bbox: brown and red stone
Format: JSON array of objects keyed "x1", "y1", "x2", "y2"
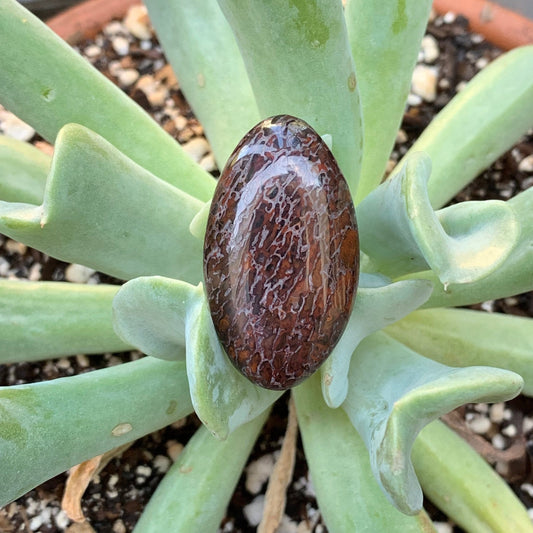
[{"x1": 203, "y1": 115, "x2": 359, "y2": 390}]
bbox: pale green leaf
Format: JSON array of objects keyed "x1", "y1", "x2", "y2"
[
  {"x1": 0, "y1": 0, "x2": 215, "y2": 200},
  {"x1": 397, "y1": 45, "x2": 533, "y2": 208},
  {"x1": 407, "y1": 186, "x2": 533, "y2": 307},
  {"x1": 320, "y1": 276, "x2": 433, "y2": 408},
  {"x1": 0, "y1": 135, "x2": 49, "y2": 204},
  {"x1": 0, "y1": 124, "x2": 204, "y2": 283},
  {"x1": 0, "y1": 357, "x2": 193, "y2": 506},
  {"x1": 217, "y1": 0, "x2": 363, "y2": 195},
  {"x1": 134, "y1": 409, "x2": 268, "y2": 532},
  {"x1": 342, "y1": 332, "x2": 523, "y2": 514},
  {"x1": 0, "y1": 280, "x2": 130, "y2": 363},
  {"x1": 294, "y1": 373, "x2": 436, "y2": 533},
  {"x1": 144, "y1": 0, "x2": 259, "y2": 168},
  {"x1": 358, "y1": 152, "x2": 519, "y2": 285},
  {"x1": 345, "y1": 0, "x2": 432, "y2": 203},
  {"x1": 413, "y1": 421, "x2": 533, "y2": 533},
  {"x1": 186, "y1": 289, "x2": 282, "y2": 439},
  {"x1": 112, "y1": 276, "x2": 197, "y2": 361},
  {"x1": 385, "y1": 307, "x2": 533, "y2": 396}
]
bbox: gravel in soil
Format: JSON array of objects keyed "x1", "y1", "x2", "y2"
[{"x1": 0, "y1": 6, "x2": 532, "y2": 532}]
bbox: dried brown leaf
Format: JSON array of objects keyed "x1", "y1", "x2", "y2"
[{"x1": 258, "y1": 395, "x2": 298, "y2": 533}]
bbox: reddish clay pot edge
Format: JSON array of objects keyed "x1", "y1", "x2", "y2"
[
  {"x1": 46, "y1": 0, "x2": 141, "y2": 44},
  {"x1": 434, "y1": 0, "x2": 533, "y2": 50}
]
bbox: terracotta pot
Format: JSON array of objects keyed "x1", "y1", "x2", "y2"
[
  {"x1": 433, "y1": 0, "x2": 533, "y2": 50},
  {"x1": 46, "y1": 0, "x2": 141, "y2": 44}
]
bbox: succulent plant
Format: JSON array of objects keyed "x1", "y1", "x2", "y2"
[{"x1": 1, "y1": 0, "x2": 533, "y2": 531}]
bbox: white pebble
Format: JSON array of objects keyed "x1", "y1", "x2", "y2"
[
  {"x1": 117, "y1": 68, "x2": 139, "y2": 87},
  {"x1": 434, "y1": 522, "x2": 453, "y2": 533},
  {"x1": 407, "y1": 93, "x2": 422, "y2": 107},
  {"x1": 5, "y1": 239, "x2": 26, "y2": 255},
  {"x1": 56, "y1": 358, "x2": 71, "y2": 370},
  {"x1": 124, "y1": 5, "x2": 152, "y2": 40},
  {"x1": 411, "y1": 65, "x2": 438, "y2": 102},
  {"x1": 395, "y1": 129, "x2": 408, "y2": 144},
  {"x1": 153, "y1": 454, "x2": 171, "y2": 474},
  {"x1": 443, "y1": 11, "x2": 456, "y2": 24},
  {"x1": 1, "y1": 112, "x2": 35, "y2": 141},
  {"x1": 467, "y1": 414, "x2": 491, "y2": 434},
  {"x1": 112, "y1": 36, "x2": 130, "y2": 56},
  {"x1": 136, "y1": 465, "x2": 152, "y2": 477},
  {"x1": 243, "y1": 495, "x2": 265, "y2": 526},
  {"x1": 182, "y1": 137, "x2": 210, "y2": 163},
  {"x1": 84, "y1": 44, "x2": 102, "y2": 58},
  {"x1": 489, "y1": 403, "x2": 505, "y2": 423},
  {"x1": 421, "y1": 35, "x2": 439, "y2": 63},
  {"x1": 492, "y1": 433, "x2": 506, "y2": 450},
  {"x1": 518, "y1": 154, "x2": 533, "y2": 173},
  {"x1": 108, "y1": 60, "x2": 123, "y2": 77},
  {"x1": 200, "y1": 153, "x2": 217, "y2": 172},
  {"x1": 480, "y1": 300, "x2": 495, "y2": 312},
  {"x1": 523, "y1": 416, "x2": 533, "y2": 434},
  {"x1": 476, "y1": 57, "x2": 489, "y2": 70},
  {"x1": 521, "y1": 483, "x2": 533, "y2": 498},
  {"x1": 245, "y1": 454, "x2": 275, "y2": 494},
  {"x1": 105, "y1": 21, "x2": 127, "y2": 35},
  {"x1": 113, "y1": 519, "x2": 127, "y2": 533},
  {"x1": 456, "y1": 81, "x2": 468, "y2": 92},
  {"x1": 28, "y1": 263, "x2": 41, "y2": 281},
  {"x1": 65, "y1": 263, "x2": 96, "y2": 283},
  {"x1": 528, "y1": 508, "x2": 533, "y2": 521},
  {"x1": 277, "y1": 515, "x2": 299, "y2": 533},
  {"x1": 54, "y1": 510, "x2": 70, "y2": 529},
  {"x1": 502, "y1": 424, "x2": 517, "y2": 438},
  {"x1": 167, "y1": 441, "x2": 184, "y2": 461}
]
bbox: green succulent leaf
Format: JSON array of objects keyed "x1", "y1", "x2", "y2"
[
  {"x1": 0, "y1": 135, "x2": 50, "y2": 204},
  {"x1": 217, "y1": 0, "x2": 363, "y2": 195},
  {"x1": 112, "y1": 276, "x2": 197, "y2": 361},
  {"x1": 294, "y1": 373, "x2": 436, "y2": 533},
  {"x1": 409, "y1": 186, "x2": 533, "y2": 307},
  {"x1": 144, "y1": 0, "x2": 259, "y2": 168},
  {"x1": 0, "y1": 357, "x2": 193, "y2": 507},
  {"x1": 358, "y1": 152, "x2": 519, "y2": 286},
  {"x1": 0, "y1": 124, "x2": 204, "y2": 283},
  {"x1": 320, "y1": 275, "x2": 433, "y2": 408},
  {"x1": 189, "y1": 200, "x2": 211, "y2": 241},
  {"x1": 0, "y1": 0, "x2": 215, "y2": 200},
  {"x1": 341, "y1": 331, "x2": 523, "y2": 514},
  {"x1": 385, "y1": 307, "x2": 533, "y2": 396},
  {"x1": 397, "y1": 45, "x2": 533, "y2": 209},
  {"x1": 186, "y1": 287, "x2": 282, "y2": 440},
  {"x1": 345, "y1": 0, "x2": 433, "y2": 203},
  {"x1": 0, "y1": 280, "x2": 131, "y2": 363},
  {"x1": 413, "y1": 421, "x2": 533, "y2": 533},
  {"x1": 134, "y1": 409, "x2": 268, "y2": 532}
]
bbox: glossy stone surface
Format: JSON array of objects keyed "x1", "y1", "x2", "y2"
[{"x1": 204, "y1": 115, "x2": 359, "y2": 390}]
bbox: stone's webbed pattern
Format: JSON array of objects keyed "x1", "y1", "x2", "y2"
[{"x1": 204, "y1": 115, "x2": 359, "y2": 390}]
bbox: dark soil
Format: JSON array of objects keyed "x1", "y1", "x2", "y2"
[{"x1": 0, "y1": 7, "x2": 532, "y2": 533}]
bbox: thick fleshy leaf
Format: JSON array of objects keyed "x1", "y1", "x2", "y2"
[
  {"x1": 112, "y1": 276, "x2": 197, "y2": 361},
  {"x1": 342, "y1": 331, "x2": 523, "y2": 514},
  {"x1": 345, "y1": 0, "x2": 432, "y2": 203},
  {"x1": 134, "y1": 409, "x2": 268, "y2": 532},
  {"x1": 0, "y1": 357, "x2": 193, "y2": 506},
  {"x1": 217, "y1": 0, "x2": 363, "y2": 195},
  {"x1": 358, "y1": 152, "x2": 519, "y2": 286},
  {"x1": 294, "y1": 374, "x2": 436, "y2": 533},
  {"x1": 413, "y1": 421, "x2": 533, "y2": 533},
  {"x1": 397, "y1": 45, "x2": 533, "y2": 209},
  {"x1": 320, "y1": 275, "x2": 433, "y2": 408},
  {"x1": 0, "y1": 0, "x2": 215, "y2": 201},
  {"x1": 144, "y1": 0, "x2": 259, "y2": 168},
  {"x1": 0, "y1": 124, "x2": 204, "y2": 283},
  {"x1": 0, "y1": 280, "x2": 131, "y2": 363},
  {"x1": 185, "y1": 288, "x2": 282, "y2": 439},
  {"x1": 0, "y1": 135, "x2": 50, "y2": 204},
  {"x1": 386, "y1": 308, "x2": 533, "y2": 396},
  {"x1": 189, "y1": 200, "x2": 211, "y2": 241},
  {"x1": 408, "y1": 186, "x2": 533, "y2": 307}
]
